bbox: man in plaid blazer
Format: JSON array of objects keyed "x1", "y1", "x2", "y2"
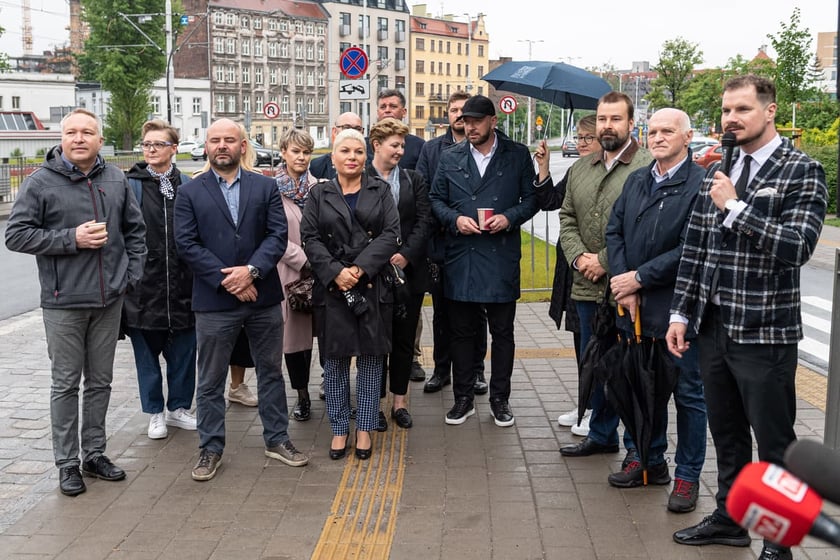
[{"x1": 666, "y1": 75, "x2": 827, "y2": 560}]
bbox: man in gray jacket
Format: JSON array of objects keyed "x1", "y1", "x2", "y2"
[{"x1": 5, "y1": 108, "x2": 147, "y2": 496}]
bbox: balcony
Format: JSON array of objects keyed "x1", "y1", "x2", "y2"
[
  {"x1": 428, "y1": 94, "x2": 446, "y2": 104},
  {"x1": 378, "y1": 29, "x2": 388, "y2": 41},
  {"x1": 339, "y1": 24, "x2": 350, "y2": 37},
  {"x1": 395, "y1": 30, "x2": 405, "y2": 43},
  {"x1": 395, "y1": 59, "x2": 405, "y2": 71}
]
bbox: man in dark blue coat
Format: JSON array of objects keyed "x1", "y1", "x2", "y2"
[
  {"x1": 429, "y1": 95, "x2": 538, "y2": 427},
  {"x1": 174, "y1": 118, "x2": 308, "y2": 482},
  {"x1": 605, "y1": 108, "x2": 707, "y2": 513}
]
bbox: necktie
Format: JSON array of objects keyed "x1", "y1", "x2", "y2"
[{"x1": 735, "y1": 155, "x2": 752, "y2": 199}]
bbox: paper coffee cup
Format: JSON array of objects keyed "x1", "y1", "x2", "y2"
[{"x1": 477, "y1": 208, "x2": 494, "y2": 231}]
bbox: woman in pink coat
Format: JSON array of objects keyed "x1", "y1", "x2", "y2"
[{"x1": 276, "y1": 129, "x2": 319, "y2": 421}]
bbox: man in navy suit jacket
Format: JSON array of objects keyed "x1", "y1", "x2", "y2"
[{"x1": 174, "y1": 118, "x2": 308, "y2": 482}]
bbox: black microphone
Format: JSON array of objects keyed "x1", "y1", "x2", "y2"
[
  {"x1": 785, "y1": 439, "x2": 840, "y2": 506},
  {"x1": 719, "y1": 131, "x2": 737, "y2": 176}
]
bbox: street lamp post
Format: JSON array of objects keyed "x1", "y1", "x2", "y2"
[
  {"x1": 463, "y1": 13, "x2": 472, "y2": 92},
  {"x1": 518, "y1": 39, "x2": 543, "y2": 145}
]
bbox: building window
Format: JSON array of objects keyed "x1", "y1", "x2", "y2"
[
  {"x1": 457, "y1": 43, "x2": 462, "y2": 55},
  {"x1": 242, "y1": 40, "x2": 250, "y2": 56},
  {"x1": 358, "y1": 15, "x2": 369, "y2": 38},
  {"x1": 174, "y1": 97, "x2": 182, "y2": 114},
  {"x1": 415, "y1": 60, "x2": 424, "y2": 73},
  {"x1": 213, "y1": 12, "x2": 223, "y2": 25},
  {"x1": 227, "y1": 95, "x2": 236, "y2": 113},
  {"x1": 307, "y1": 71, "x2": 314, "y2": 86},
  {"x1": 446, "y1": 41, "x2": 451, "y2": 54},
  {"x1": 151, "y1": 96, "x2": 161, "y2": 114},
  {"x1": 243, "y1": 97, "x2": 251, "y2": 114},
  {"x1": 457, "y1": 64, "x2": 461, "y2": 77},
  {"x1": 318, "y1": 72, "x2": 325, "y2": 87},
  {"x1": 378, "y1": 75, "x2": 388, "y2": 91},
  {"x1": 226, "y1": 38, "x2": 235, "y2": 54},
  {"x1": 192, "y1": 97, "x2": 202, "y2": 114},
  {"x1": 478, "y1": 65, "x2": 484, "y2": 77},
  {"x1": 268, "y1": 18, "x2": 277, "y2": 31},
  {"x1": 256, "y1": 94, "x2": 264, "y2": 109},
  {"x1": 225, "y1": 13, "x2": 235, "y2": 26},
  {"x1": 415, "y1": 82, "x2": 424, "y2": 97},
  {"x1": 317, "y1": 24, "x2": 325, "y2": 35},
  {"x1": 295, "y1": 42, "x2": 304, "y2": 59},
  {"x1": 430, "y1": 41, "x2": 435, "y2": 53},
  {"x1": 213, "y1": 37, "x2": 224, "y2": 54},
  {"x1": 317, "y1": 44, "x2": 325, "y2": 61},
  {"x1": 242, "y1": 66, "x2": 250, "y2": 83},
  {"x1": 280, "y1": 41, "x2": 289, "y2": 58},
  {"x1": 340, "y1": 42, "x2": 351, "y2": 53},
  {"x1": 446, "y1": 63, "x2": 451, "y2": 75},
  {"x1": 415, "y1": 37, "x2": 424, "y2": 50},
  {"x1": 415, "y1": 105, "x2": 424, "y2": 119},
  {"x1": 281, "y1": 68, "x2": 289, "y2": 85},
  {"x1": 214, "y1": 65, "x2": 224, "y2": 82},
  {"x1": 306, "y1": 43, "x2": 314, "y2": 60},
  {"x1": 307, "y1": 97, "x2": 314, "y2": 114},
  {"x1": 254, "y1": 41, "x2": 263, "y2": 57},
  {"x1": 269, "y1": 68, "x2": 277, "y2": 85},
  {"x1": 295, "y1": 20, "x2": 303, "y2": 34},
  {"x1": 306, "y1": 22, "x2": 314, "y2": 34},
  {"x1": 215, "y1": 95, "x2": 225, "y2": 113},
  {"x1": 295, "y1": 70, "x2": 304, "y2": 86},
  {"x1": 478, "y1": 45, "x2": 484, "y2": 57},
  {"x1": 255, "y1": 67, "x2": 263, "y2": 84},
  {"x1": 269, "y1": 42, "x2": 278, "y2": 57},
  {"x1": 318, "y1": 97, "x2": 325, "y2": 113},
  {"x1": 227, "y1": 66, "x2": 236, "y2": 82},
  {"x1": 253, "y1": 17, "x2": 262, "y2": 29},
  {"x1": 241, "y1": 16, "x2": 249, "y2": 29},
  {"x1": 280, "y1": 20, "x2": 288, "y2": 32},
  {"x1": 282, "y1": 96, "x2": 289, "y2": 112},
  {"x1": 378, "y1": 46, "x2": 388, "y2": 64}
]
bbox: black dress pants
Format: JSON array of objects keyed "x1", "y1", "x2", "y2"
[
  {"x1": 698, "y1": 305, "x2": 797, "y2": 521},
  {"x1": 447, "y1": 299, "x2": 516, "y2": 401}
]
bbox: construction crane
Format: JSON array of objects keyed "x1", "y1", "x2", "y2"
[{"x1": 22, "y1": 0, "x2": 33, "y2": 55}]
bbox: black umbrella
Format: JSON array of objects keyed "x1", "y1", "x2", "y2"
[
  {"x1": 605, "y1": 307, "x2": 677, "y2": 485},
  {"x1": 576, "y1": 290, "x2": 620, "y2": 426}
]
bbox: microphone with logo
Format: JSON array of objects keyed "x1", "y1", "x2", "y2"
[
  {"x1": 784, "y1": 438, "x2": 840, "y2": 506},
  {"x1": 726, "y1": 461, "x2": 840, "y2": 548},
  {"x1": 719, "y1": 131, "x2": 737, "y2": 176}
]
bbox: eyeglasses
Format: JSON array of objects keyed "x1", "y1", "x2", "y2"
[
  {"x1": 575, "y1": 135, "x2": 596, "y2": 145},
  {"x1": 335, "y1": 124, "x2": 364, "y2": 132},
  {"x1": 141, "y1": 141, "x2": 174, "y2": 150}
]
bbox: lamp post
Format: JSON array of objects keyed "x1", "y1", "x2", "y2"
[
  {"x1": 518, "y1": 39, "x2": 543, "y2": 145},
  {"x1": 463, "y1": 13, "x2": 472, "y2": 92}
]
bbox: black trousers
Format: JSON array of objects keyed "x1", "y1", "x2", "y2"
[
  {"x1": 698, "y1": 305, "x2": 797, "y2": 521},
  {"x1": 284, "y1": 349, "x2": 312, "y2": 391},
  {"x1": 382, "y1": 292, "x2": 425, "y2": 398},
  {"x1": 430, "y1": 277, "x2": 486, "y2": 379},
  {"x1": 448, "y1": 299, "x2": 516, "y2": 401}
]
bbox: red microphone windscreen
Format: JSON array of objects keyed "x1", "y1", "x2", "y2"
[{"x1": 726, "y1": 462, "x2": 823, "y2": 547}]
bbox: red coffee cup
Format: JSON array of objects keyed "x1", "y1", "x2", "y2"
[{"x1": 477, "y1": 208, "x2": 493, "y2": 231}]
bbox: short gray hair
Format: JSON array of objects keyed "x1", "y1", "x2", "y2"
[{"x1": 61, "y1": 108, "x2": 102, "y2": 136}]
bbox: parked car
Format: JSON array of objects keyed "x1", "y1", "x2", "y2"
[
  {"x1": 689, "y1": 136, "x2": 718, "y2": 155},
  {"x1": 190, "y1": 143, "x2": 206, "y2": 161},
  {"x1": 692, "y1": 144, "x2": 713, "y2": 162},
  {"x1": 251, "y1": 140, "x2": 281, "y2": 167},
  {"x1": 694, "y1": 143, "x2": 723, "y2": 169},
  {"x1": 177, "y1": 140, "x2": 199, "y2": 154},
  {"x1": 562, "y1": 139, "x2": 579, "y2": 157}
]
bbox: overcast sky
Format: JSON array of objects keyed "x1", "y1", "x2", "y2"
[{"x1": 0, "y1": 1, "x2": 835, "y2": 71}]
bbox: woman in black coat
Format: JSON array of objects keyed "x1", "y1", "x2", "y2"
[
  {"x1": 300, "y1": 129, "x2": 401, "y2": 460},
  {"x1": 368, "y1": 118, "x2": 433, "y2": 430}
]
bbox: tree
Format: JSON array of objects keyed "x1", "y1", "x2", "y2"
[
  {"x1": 78, "y1": 0, "x2": 170, "y2": 149},
  {"x1": 767, "y1": 7, "x2": 819, "y2": 124},
  {"x1": 647, "y1": 38, "x2": 704, "y2": 111},
  {"x1": 0, "y1": 24, "x2": 9, "y2": 72}
]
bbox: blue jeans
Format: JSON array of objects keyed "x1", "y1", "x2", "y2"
[
  {"x1": 621, "y1": 337, "x2": 707, "y2": 480},
  {"x1": 576, "y1": 301, "x2": 631, "y2": 449},
  {"x1": 194, "y1": 305, "x2": 289, "y2": 455},
  {"x1": 127, "y1": 327, "x2": 196, "y2": 414}
]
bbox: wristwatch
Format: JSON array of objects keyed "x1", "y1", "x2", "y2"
[
  {"x1": 724, "y1": 198, "x2": 740, "y2": 212},
  {"x1": 634, "y1": 271, "x2": 642, "y2": 285},
  {"x1": 247, "y1": 264, "x2": 261, "y2": 279}
]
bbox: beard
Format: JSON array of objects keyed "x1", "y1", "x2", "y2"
[
  {"x1": 598, "y1": 128, "x2": 630, "y2": 152},
  {"x1": 210, "y1": 150, "x2": 241, "y2": 171},
  {"x1": 468, "y1": 129, "x2": 491, "y2": 147},
  {"x1": 729, "y1": 125, "x2": 764, "y2": 147}
]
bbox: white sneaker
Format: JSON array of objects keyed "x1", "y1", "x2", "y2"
[
  {"x1": 228, "y1": 383, "x2": 258, "y2": 407},
  {"x1": 165, "y1": 408, "x2": 197, "y2": 431},
  {"x1": 148, "y1": 412, "x2": 168, "y2": 439},
  {"x1": 570, "y1": 414, "x2": 590, "y2": 437},
  {"x1": 557, "y1": 407, "x2": 579, "y2": 427}
]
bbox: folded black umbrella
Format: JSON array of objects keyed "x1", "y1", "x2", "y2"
[{"x1": 576, "y1": 288, "x2": 619, "y2": 426}]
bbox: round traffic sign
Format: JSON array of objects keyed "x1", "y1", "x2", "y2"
[
  {"x1": 263, "y1": 102, "x2": 280, "y2": 119},
  {"x1": 340, "y1": 47, "x2": 369, "y2": 79},
  {"x1": 499, "y1": 95, "x2": 517, "y2": 114}
]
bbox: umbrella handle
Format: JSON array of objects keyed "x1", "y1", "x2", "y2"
[
  {"x1": 634, "y1": 307, "x2": 642, "y2": 340},
  {"x1": 617, "y1": 304, "x2": 624, "y2": 317}
]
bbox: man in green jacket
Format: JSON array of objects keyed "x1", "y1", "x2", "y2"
[{"x1": 558, "y1": 91, "x2": 652, "y2": 456}]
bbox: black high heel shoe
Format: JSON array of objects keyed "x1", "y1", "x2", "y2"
[
  {"x1": 354, "y1": 430, "x2": 372, "y2": 460},
  {"x1": 330, "y1": 435, "x2": 349, "y2": 460}
]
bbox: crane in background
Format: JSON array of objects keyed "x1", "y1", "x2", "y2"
[{"x1": 21, "y1": 0, "x2": 33, "y2": 55}]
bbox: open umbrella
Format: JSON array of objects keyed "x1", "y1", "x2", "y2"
[
  {"x1": 604, "y1": 307, "x2": 677, "y2": 485},
  {"x1": 481, "y1": 60, "x2": 612, "y2": 110}
]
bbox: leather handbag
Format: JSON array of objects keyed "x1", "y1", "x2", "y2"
[{"x1": 285, "y1": 275, "x2": 314, "y2": 314}]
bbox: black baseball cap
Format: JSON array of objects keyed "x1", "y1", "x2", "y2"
[{"x1": 458, "y1": 95, "x2": 496, "y2": 120}]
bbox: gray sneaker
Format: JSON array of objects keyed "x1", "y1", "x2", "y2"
[
  {"x1": 265, "y1": 440, "x2": 309, "y2": 467},
  {"x1": 192, "y1": 449, "x2": 221, "y2": 481}
]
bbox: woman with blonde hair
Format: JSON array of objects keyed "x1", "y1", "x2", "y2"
[
  {"x1": 300, "y1": 128, "x2": 400, "y2": 460},
  {"x1": 275, "y1": 128, "x2": 318, "y2": 421}
]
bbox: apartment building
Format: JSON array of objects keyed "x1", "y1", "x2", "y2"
[
  {"x1": 816, "y1": 31, "x2": 837, "y2": 98},
  {"x1": 409, "y1": 6, "x2": 489, "y2": 139},
  {"x1": 319, "y1": 0, "x2": 411, "y2": 132},
  {"x1": 174, "y1": 0, "x2": 331, "y2": 148}
]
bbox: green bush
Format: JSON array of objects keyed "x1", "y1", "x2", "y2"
[
  {"x1": 9, "y1": 148, "x2": 23, "y2": 158},
  {"x1": 801, "y1": 144, "x2": 838, "y2": 215}
]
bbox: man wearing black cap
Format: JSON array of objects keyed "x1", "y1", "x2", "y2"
[{"x1": 429, "y1": 95, "x2": 538, "y2": 427}]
